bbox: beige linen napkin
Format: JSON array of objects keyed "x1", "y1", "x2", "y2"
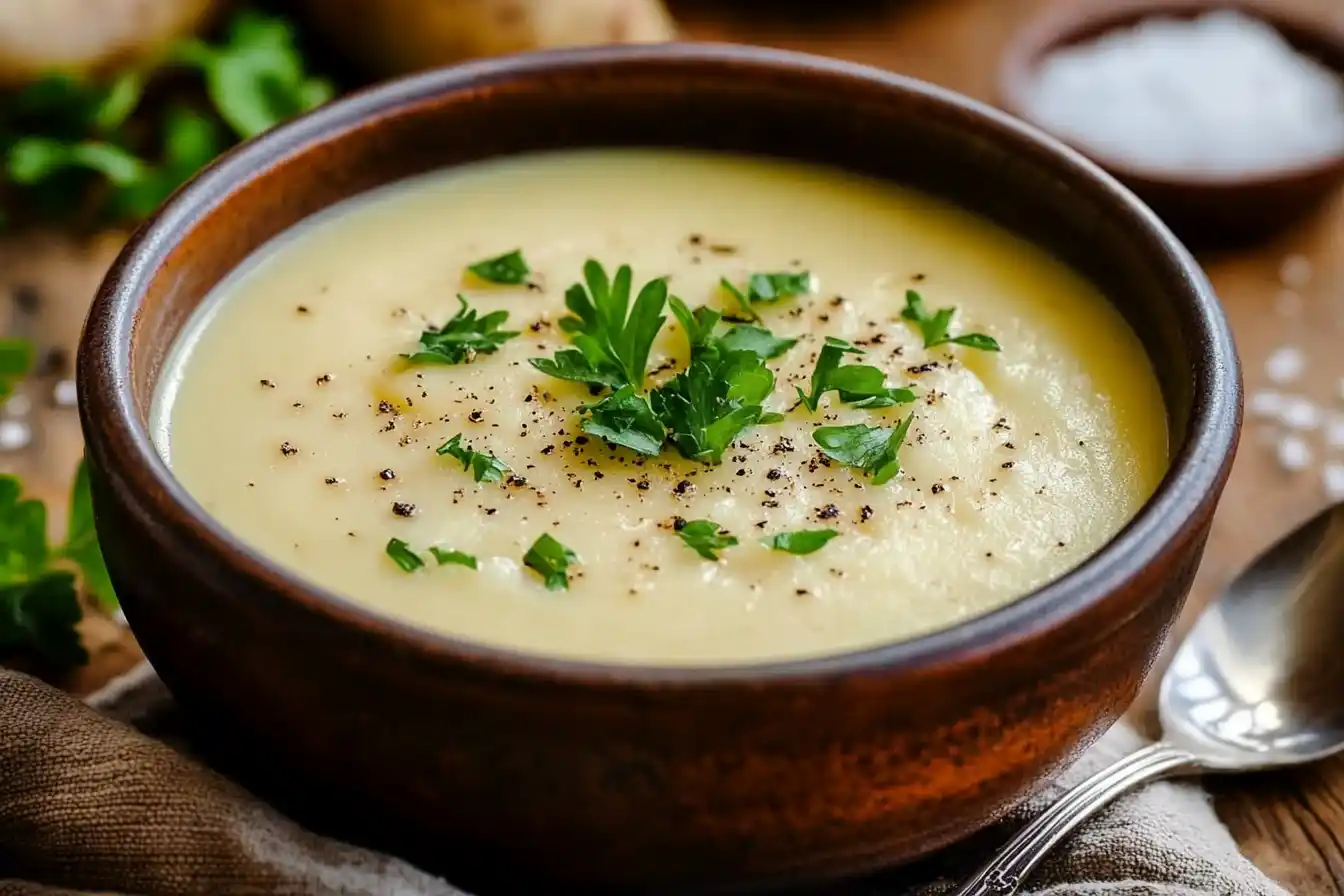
[{"x1": 0, "y1": 665, "x2": 1286, "y2": 896}]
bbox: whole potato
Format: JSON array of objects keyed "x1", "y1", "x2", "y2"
[
  {"x1": 292, "y1": 0, "x2": 677, "y2": 79},
  {"x1": 0, "y1": 0, "x2": 219, "y2": 88}
]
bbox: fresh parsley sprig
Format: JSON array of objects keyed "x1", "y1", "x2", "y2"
[
  {"x1": 901, "y1": 291, "x2": 1000, "y2": 352},
  {"x1": 761, "y1": 529, "x2": 840, "y2": 555},
  {"x1": 530, "y1": 260, "x2": 668, "y2": 390},
  {"x1": 676, "y1": 520, "x2": 738, "y2": 560},
  {"x1": 651, "y1": 349, "x2": 783, "y2": 465},
  {"x1": 466, "y1": 249, "x2": 530, "y2": 285},
  {"x1": 0, "y1": 458, "x2": 118, "y2": 672},
  {"x1": 796, "y1": 337, "x2": 915, "y2": 412},
  {"x1": 813, "y1": 415, "x2": 915, "y2": 486},
  {"x1": 437, "y1": 434, "x2": 509, "y2": 483},
  {"x1": 720, "y1": 271, "x2": 813, "y2": 320},
  {"x1": 404, "y1": 295, "x2": 518, "y2": 366},
  {"x1": 0, "y1": 9, "x2": 332, "y2": 229},
  {"x1": 524, "y1": 534, "x2": 579, "y2": 591}
]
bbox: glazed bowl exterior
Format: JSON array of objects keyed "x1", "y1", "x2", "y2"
[{"x1": 77, "y1": 44, "x2": 1241, "y2": 893}]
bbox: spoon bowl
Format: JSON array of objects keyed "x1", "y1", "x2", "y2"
[
  {"x1": 957, "y1": 500, "x2": 1344, "y2": 895},
  {"x1": 999, "y1": 0, "x2": 1344, "y2": 247},
  {"x1": 1161, "y1": 502, "x2": 1344, "y2": 769}
]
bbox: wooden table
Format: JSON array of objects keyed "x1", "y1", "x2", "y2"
[{"x1": 5, "y1": 0, "x2": 1344, "y2": 889}]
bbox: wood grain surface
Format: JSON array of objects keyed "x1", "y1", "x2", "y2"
[{"x1": 3, "y1": 0, "x2": 1342, "y2": 889}]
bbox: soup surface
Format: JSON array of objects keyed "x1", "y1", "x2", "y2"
[{"x1": 153, "y1": 149, "x2": 1168, "y2": 665}]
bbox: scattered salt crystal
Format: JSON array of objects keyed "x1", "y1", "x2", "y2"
[
  {"x1": 1022, "y1": 10, "x2": 1344, "y2": 176},
  {"x1": 1280, "y1": 255, "x2": 1314, "y2": 290},
  {"x1": 1278, "y1": 435, "x2": 1312, "y2": 471},
  {"x1": 3, "y1": 393, "x2": 30, "y2": 417},
  {"x1": 1326, "y1": 463, "x2": 1344, "y2": 500},
  {"x1": 1249, "y1": 390, "x2": 1287, "y2": 419},
  {"x1": 0, "y1": 419, "x2": 30, "y2": 451},
  {"x1": 1275, "y1": 289, "x2": 1303, "y2": 317},
  {"x1": 52, "y1": 379, "x2": 76, "y2": 408},
  {"x1": 1265, "y1": 346, "x2": 1306, "y2": 383},
  {"x1": 1281, "y1": 396, "x2": 1321, "y2": 430}
]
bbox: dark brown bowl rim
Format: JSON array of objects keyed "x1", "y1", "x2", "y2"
[
  {"x1": 81, "y1": 42, "x2": 1241, "y2": 687},
  {"x1": 998, "y1": 0, "x2": 1344, "y2": 189}
]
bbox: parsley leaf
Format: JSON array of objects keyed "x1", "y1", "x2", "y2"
[
  {"x1": 386, "y1": 538, "x2": 425, "y2": 572},
  {"x1": 676, "y1": 519, "x2": 738, "y2": 560},
  {"x1": 7, "y1": 138, "x2": 146, "y2": 186},
  {"x1": 404, "y1": 295, "x2": 518, "y2": 366},
  {"x1": 721, "y1": 272, "x2": 813, "y2": 320},
  {"x1": 797, "y1": 337, "x2": 914, "y2": 412},
  {"x1": 173, "y1": 10, "x2": 334, "y2": 140},
  {"x1": 0, "y1": 339, "x2": 33, "y2": 404},
  {"x1": 0, "y1": 475, "x2": 87, "y2": 670},
  {"x1": 386, "y1": 538, "x2": 478, "y2": 572},
  {"x1": 580, "y1": 385, "x2": 666, "y2": 456},
  {"x1": 0, "y1": 573, "x2": 85, "y2": 671},
  {"x1": 668, "y1": 296, "x2": 722, "y2": 354},
  {"x1": 108, "y1": 105, "x2": 224, "y2": 221},
  {"x1": 651, "y1": 350, "x2": 780, "y2": 464},
  {"x1": 761, "y1": 529, "x2": 840, "y2": 555},
  {"x1": 717, "y1": 325, "x2": 797, "y2": 360},
  {"x1": 429, "y1": 547, "x2": 478, "y2": 570},
  {"x1": 528, "y1": 349, "x2": 626, "y2": 390},
  {"x1": 534, "y1": 260, "x2": 669, "y2": 390},
  {"x1": 60, "y1": 460, "x2": 116, "y2": 609},
  {"x1": 797, "y1": 337, "x2": 859, "y2": 412},
  {"x1": 901, "y1": 290, "x2": 1000, "y2": 352},
  {"x1": 669, "y1": 297, "x2": 796, "y2": 361},
  {"x1": 467, "y1": 249, "x2": 530, "y2": 285},
  {"x1": 437, "y1": 434, "x2": 509, "y2": 483},
  {"x1": 813, "y1": 415, "x2": 915, "y2": 485},
  {"x1": 523, "y1": 534, "x2": 579, "y2": 591}
]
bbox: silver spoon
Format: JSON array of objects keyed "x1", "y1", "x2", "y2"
[{"x1": 953, "y1": 501, "x2": 1344, "y2": 896}]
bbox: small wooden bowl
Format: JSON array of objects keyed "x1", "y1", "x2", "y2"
[
  {"x1": 77, "y1": 44, "x2": 1241, "y2": 893},
  {"x1": 1000, "y1": 0, "x2": 1344, "y2": 247}
]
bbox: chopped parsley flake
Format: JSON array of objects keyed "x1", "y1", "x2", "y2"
[
  {"x1": 797, "y1": 337, "x2": 915, "y2": 412},
  {"x1": 523, "y1": 533, "x2": 579, "y2": 591},
  {"x1": 386, "y1": 538, "x2": 477, "y2": 572},
  {"x1": 761, "y1": 529, "x2": 840, "y2": 555},
  {"x1": 676, "y1": 519, "x2": 739, "y2": 560},
  {"x1": 720, "y1": 271, "x2": 813, "y2": 320},
  {"x1": 385, "y1": 537, "x2": 424, "y2": 572},
  {"x1": 429, "y1": 547, "x2": 478, "y2": 570},
  {"x1": 813, "y1": 414, "x2": 915, "y2": 486},
  {"x1": 901, "y1": 290, "x2": 1000, "y2": 352},
  {"x1": 437, "y1": 434, "x2": 509, "y2": 483},
  {"x1": 404, "y1": 295, "x2": 519, "y2": 366},
  {"x1": 466, "y1": 249, "x2": 530, "y2": 285}
]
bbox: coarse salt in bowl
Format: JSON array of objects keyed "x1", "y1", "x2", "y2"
[
  {"x1": 999, "y1": 0, "x2": 1344, "y2": 243},
  {"x1": 1020, "y1": 10, "x2": 1344, "y2": 178}
]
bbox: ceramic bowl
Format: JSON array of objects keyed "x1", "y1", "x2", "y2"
[
  {"x1": 77, "y1": 43, "x2": 1241, "y2": 893},
  {"x1": 999, "y1": 0, "x2": 1344, "y2": 247}
]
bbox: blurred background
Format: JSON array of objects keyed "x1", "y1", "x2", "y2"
[{"x1": 1, "y1": 0, "x2": 1343, "y2": 888}]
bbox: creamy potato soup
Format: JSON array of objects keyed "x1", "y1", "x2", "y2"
[{"x1": 153, "y1": 149, "x2": 1168, "y2": 665}]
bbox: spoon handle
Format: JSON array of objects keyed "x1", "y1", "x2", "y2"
[{"x1": 950, "y1": 741, "x2": 1202, "y2": 896}]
